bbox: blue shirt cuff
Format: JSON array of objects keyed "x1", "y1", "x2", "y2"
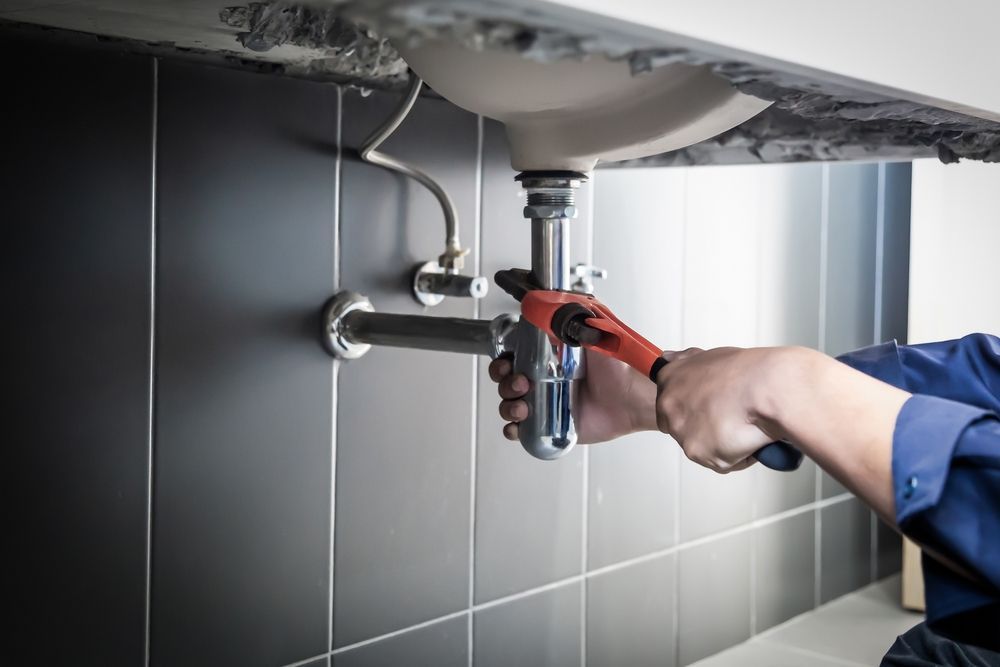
[
  {"x1": 892, "y1": 394, "x2": 993, "y2": 526},
  {"x1": 836, "y1": 340, "x2": 907, "y2": 390}
]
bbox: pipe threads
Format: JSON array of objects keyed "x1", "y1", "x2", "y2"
[{"x1": 526, "y1": 190, "x2": 575, "y2": 207}]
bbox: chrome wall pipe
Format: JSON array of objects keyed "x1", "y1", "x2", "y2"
[{"x1": 322, "y1": 291, "x2": 516, "y2": 361}]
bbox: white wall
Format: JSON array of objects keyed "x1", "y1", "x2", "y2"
[{"x1": 909, "y1": 159, "x2": 1000, "y2": 342}]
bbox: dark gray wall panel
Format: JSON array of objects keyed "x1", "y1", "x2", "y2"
[
  {"x1": 587, "y1": 556, "x2": 676, "y2": 667},
  {"x1": 475, "y1": 120, "x2": 588, "y2": 602},
  {"x1": 152, "y1": 61, "x2": 335, "y2": 666},
  {"x1": 334, "y1": 88, "x2": 477, "y2": 646},
  {"x1": 820, "y1": 499, "x2": 872, "y2": 603},
  {"x1": 474, "y1": 583, "x2": 583, "y2": 667},
  {"x1": 755, "y1": 512, "x2": 816, "y2": 632},
  {"x1": 3, "y1": 33, "x2": 153, "y2": 666},
  {"x1": 332, "y1": 615, "x2": 468, "y2": 667}
]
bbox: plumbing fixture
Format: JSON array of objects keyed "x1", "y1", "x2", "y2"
[
  {"x1": 322, "y1": 36, "x2": 774, "y2": 461},
  {"x1": 394, "y1": 40, "x2": 771, "y2": 172},
  {"x1": 322, "y1": 291, "x2": 517, "y2": 360},
  {"x1": 322, "y1": 171, "x2": 587, "y2": 461},
  {"x1": 570, "y1": 263, "x2": 607, "y2": 294},
  {"x1": 359, "y1": 73, "x2": 486, "y2": 303},
  {"x1": 412, "y1": 261, "x2": 489, "y2": 307}
]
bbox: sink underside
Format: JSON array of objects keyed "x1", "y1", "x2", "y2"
[{"x1": 2, "y1": 0, "x2": 998, "y2": 166}]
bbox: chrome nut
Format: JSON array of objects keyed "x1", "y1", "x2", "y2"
[{"x1": 523, "y1": 204, "x2": 578, "y2": 220}]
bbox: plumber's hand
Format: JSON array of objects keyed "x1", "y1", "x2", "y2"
[
  {"x1": 654, "y1": 347, "x2": 790, "y2": 473},
  {"x1": 489, "y1": 350, "x2": 657, "y2": 445}
]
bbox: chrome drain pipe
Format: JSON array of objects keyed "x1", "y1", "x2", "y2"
[{"x1": 511, "y1": 171, "x2": 588, "y2": 460}]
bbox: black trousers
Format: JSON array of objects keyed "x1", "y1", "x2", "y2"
[{"x1": 882, "y1": 615, "x2": 1000, "y2": 666}]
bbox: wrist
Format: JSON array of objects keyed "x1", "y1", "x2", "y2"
[
  {"x1": 626, "y1": 370, "x2": 659, "y2": 433},
  {"x1": 750, "y1": 346, "x2": 828, "y2": 441}
]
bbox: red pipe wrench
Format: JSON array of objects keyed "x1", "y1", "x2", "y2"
[{"x1": 494, "y1": 268, "x2": 803, "y2": 472}]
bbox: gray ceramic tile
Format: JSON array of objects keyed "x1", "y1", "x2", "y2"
[
  {"x1": 153, "y1": 60, "x2": 335, "y2": 666},
  {"x1": 754, "y1": 460, "x2": 818, "y2": 518},
  {"x1": 821, "y1": 471, "x2": 850, "y2": 499},
  {"x1": 585, "y1": 168, "x2": 682, "y2": 568},
  {"x1": 678, "y1": 165, "x2": 761, "y2": 541},
  {"x1": 587, "y1": 555, "x2": 677, "y2": 667},
  {"x1": 474, "y1": 583, "x2": 583, "y2": 667},
  {"x1": 587, "y1": 435, "x2": 678, "y2": 568},
  {"x1": 876, "y1": 517, "x2": 903, "y2": 579},
  {"x1": 766, "y1": 576, "x2": 922, "y2": 665},
  {"x1": 335, "y1": 88, "x2": 478, "y2": 645},
  {"x1": 332, "y1": 615, "x2": 468, "y2": 667},
  {"x1": 749, "y1": 163, "x2": 825, "y2": 518},
  {"x1": 474, "y1": 120, "x2": 587, "y2": 602},
  {"x1": 679, "y1": 460, "x2": 755, "y2": 542},
  {"x1": 879, "y1": 163, "x2": 912, "y2": 345},
  {"x1": 754, "y1": 163, "x2": 824, "y2": 350},
  {"x1": 755, "y1": 512, "x2": 816, "y2": 632},
  {"x1": 690, "y1": 640, "x2": 855, "y2": 667},
  {"x1": 4, "y1": 33, "x2": 152, "y2": 667},
  {"x1": 682, "y1": 165, "x2": 762, "y2": 350},
  {"x1": 824, "y1": 163, "x2": 878, "y2": 358},
  {"x1": 820, "y1": 498, "x2": 872, "y2": 603},
  {"x1": 591, "y1": 167, "x2": 686, "y2": 346},
  {"x1": 678, "y1": 532, "x2": 752, "y2": 666}
]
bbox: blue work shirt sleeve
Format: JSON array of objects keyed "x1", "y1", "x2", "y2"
[{"x1": 837, "y1": 334, "x2": 1000, "y2": 624}]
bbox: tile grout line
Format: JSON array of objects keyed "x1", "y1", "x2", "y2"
[
  {"x1": 873, "y1": 162, "x2": 886, "y2": 346},
  {"x1": 299, "y1": 494, "x2": 857, "y2": 665},
  {"x1": 467, "y1": 113, "x2": 485, "y2": 667},
  {"x1": 283, "y1": 652, "x2": 331, "y2": 667},
  {"x1": 143, "y1": 55, "x2": 159, "y2": 667},
  {"x1": 870, "y1": 162, "x2": 887, "y2": 585},
  {"x1": 332, "y1": 610, "x2": 470, "y2": 657},
  {"x1": 328, "y1": 84, "x2": 343, "y2": 657},
  {"x1": 815, "y1": 163, "x2": 831, "y2": 609}
]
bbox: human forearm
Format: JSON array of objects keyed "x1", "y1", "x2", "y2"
[{"x1": 752, "y1": 347, "x2": 911, "y2": 523}]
